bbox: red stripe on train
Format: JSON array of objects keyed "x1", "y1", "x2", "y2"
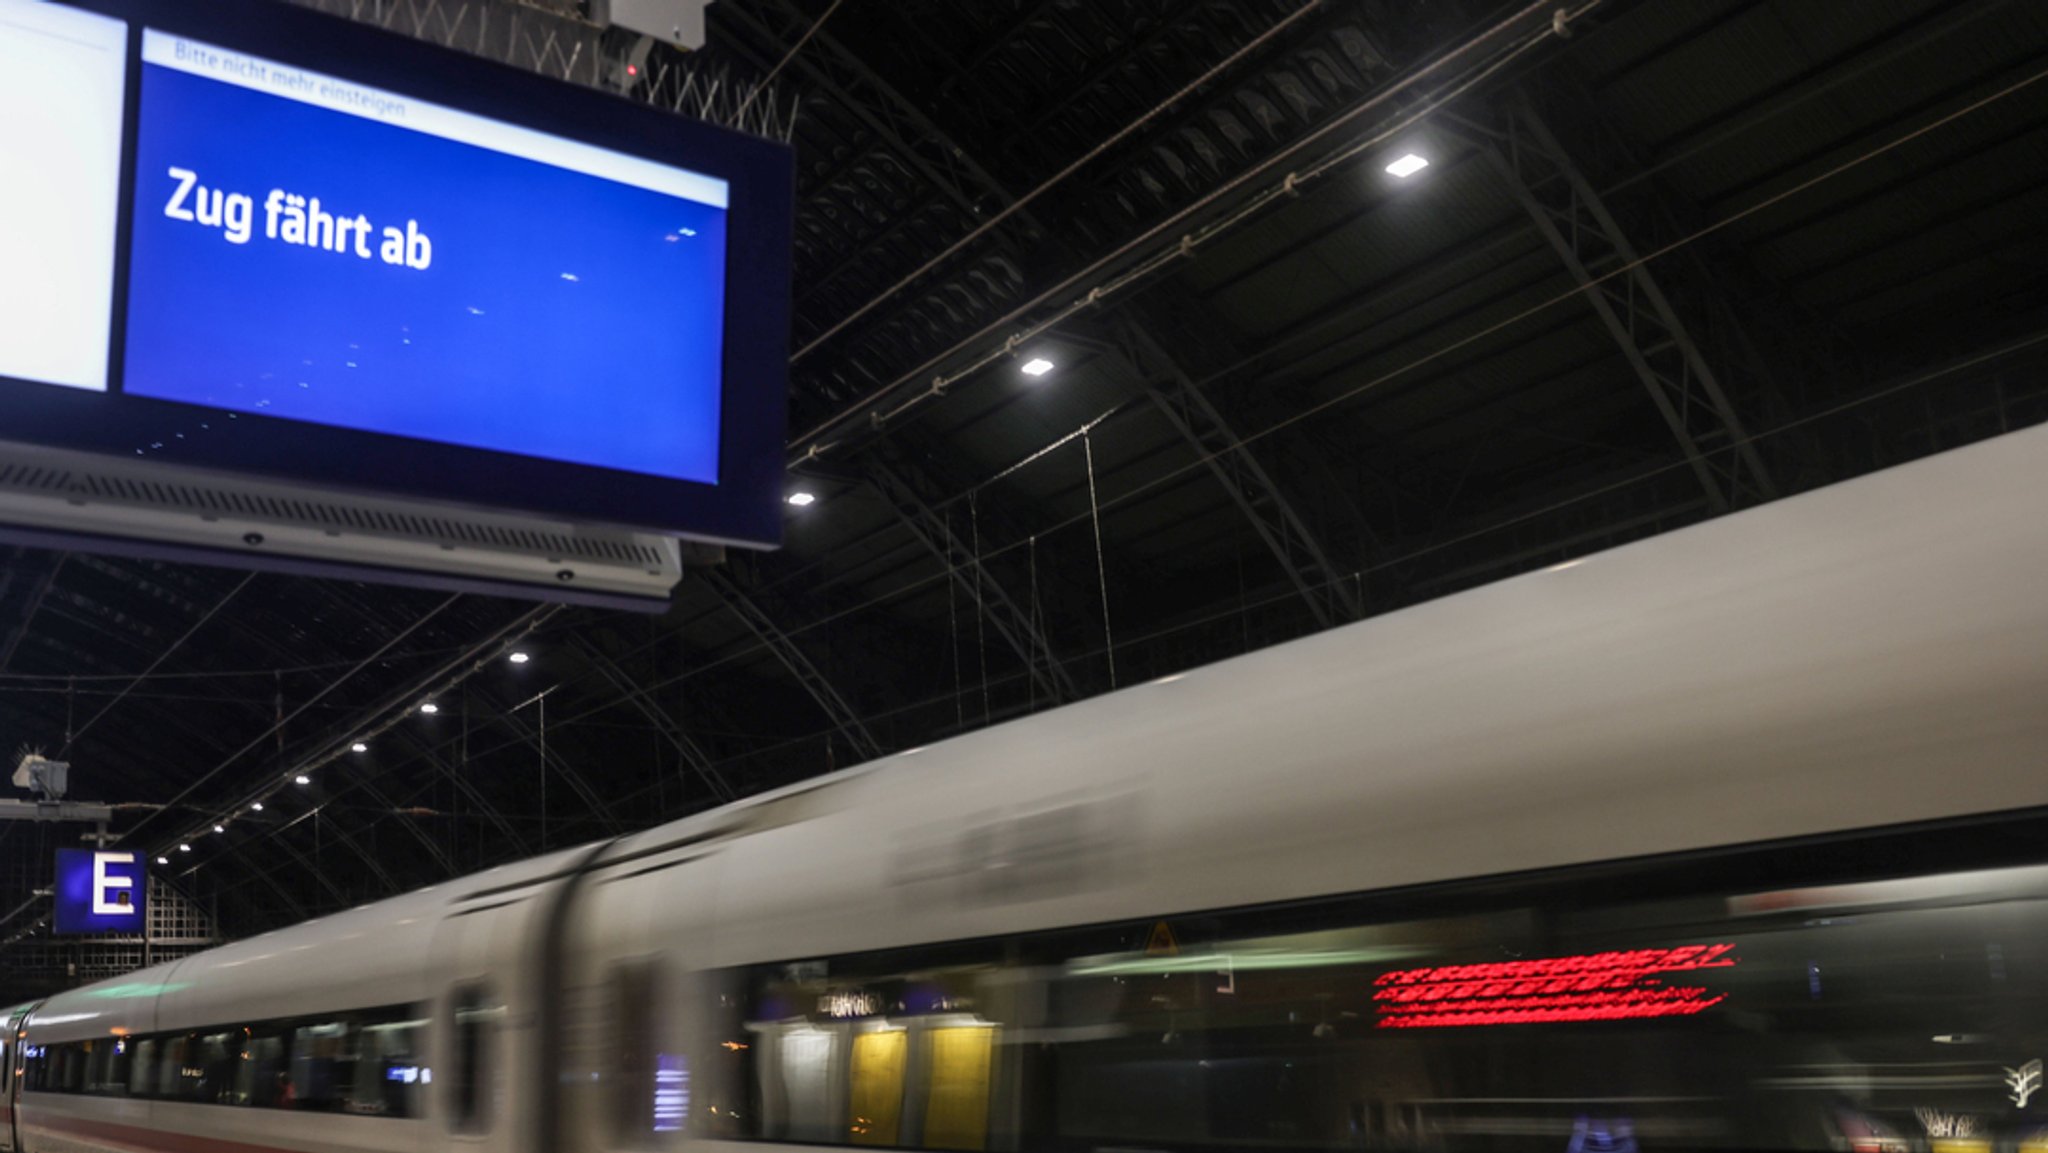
[{"x1": 24, "y1": 1111, "x2": 298, "y2": 1153}]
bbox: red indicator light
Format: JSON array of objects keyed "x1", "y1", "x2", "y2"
[
  {"x1": 627, "y1": 64, "x2": 639, "y2": 76},
  {"x1": 1375, "y1": 943, "x2": 1736, "y2": 1028}
]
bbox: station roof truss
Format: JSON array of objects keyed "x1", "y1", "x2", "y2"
[{"x1": 2, "y1": 0, "x2": 2046, "y2": 984}]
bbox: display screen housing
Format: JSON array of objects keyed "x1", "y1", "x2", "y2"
[{"x1": 0, "y1": 0, "x2": 792, "y2": 544}]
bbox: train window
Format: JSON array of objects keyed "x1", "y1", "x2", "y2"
[
  {"x1": 83, "y1": 1036, "x2": 132, "y2": 1096},
  {"x1": 697, "y1": 857, "x2": 2048, "y2": 1153},
  {"x1": 81, "y1": 1040, "x2": 109, "y2": 1095},
  {"x1": 22, "y1": 1044, "x2": 48, "y2": 1093},
  {"x1": 450, "y1": 984, "x2": 498, "y2": 1134},
  {"x1": 353, "y1": 1011, "x2": 429, "y2": 1117},
  {"x1": 128, "y1": 1037, "x2": 157, "y2": 1097},
  {"x1": 232, "y1": 1024, "x2": 292, "y2": 1106},
  {"x1": 289, "y1": 1019, "x2": 360, "y2": 1111},
  {"x1": 59, "y1": 1042, "x2": 86, "y2": 1094},
  {"x1": 610, "y1": 960, "x2": 662, "y2": 1145},
  {"x1": 20, "y1": 1004, "x2": 424, "y2": 1115},
  {"x1": 153, "y1": 1034, "x2": 188, "y2": 1097},
  {"x1": 182, "y1": 1030, "x2": 240, "y2": 1103}
]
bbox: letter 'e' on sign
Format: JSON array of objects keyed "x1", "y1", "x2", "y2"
[{"x1": 53, "y1": 848, "x2": 146, "y2": 934}]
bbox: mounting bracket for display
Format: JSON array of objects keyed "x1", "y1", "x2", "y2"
[{"x1": 0, "y1": 440, "x2": 684, "y2": 611}]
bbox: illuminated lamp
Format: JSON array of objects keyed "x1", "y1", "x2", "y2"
[{"x1": 1385, "y1": 153, "x2": 1429, "y2": 178}]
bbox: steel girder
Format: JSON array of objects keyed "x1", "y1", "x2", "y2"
[
  {"x1": 291, "y1": 0, "x2": 605, "y2": 86},
  {"x1": 701, "y1": 569, "x2": 881, "y2": 764},
  {"x1": 0, "y1": 554, "x2": 63, "y2": 672},
  {"x1": 472, "y1": 687, "x2": 629, "y2": 837},
  {"x1": 721, "y1": 0, "x2": 1025, "y2": 237},
  {"x1": 221, "y1": 588, "x2": 561, "y2": 865},
  {"x1": 387, "y1": 727, "x2": 534, "y2": 859},
  {"x1": 567, "y1": 633, "x2": 739, "y2": 806},
  {"x1": 1475, "y1": 94, "x2": 1780, "y2": 513},
  {"x1": 865, "y1": 463, "x2": 1079, "y2": 707},
  {"x1": 1113, "y1": 316, "x2": 1365, "y2": 631},
  {"x1": 18, "y1": 577, "x2": 414, "y2": 913},
  {"x1": 732, "y1": 0, "x2": 1362, "y2": 640}
]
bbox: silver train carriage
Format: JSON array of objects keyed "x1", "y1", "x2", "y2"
[{"x1": 6, "y1": 423, "x2": 2048, "y2": 1153}]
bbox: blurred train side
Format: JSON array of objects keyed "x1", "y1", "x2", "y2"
[{"x1": 11, "y1": 420, "x2": 2048, "y2": 1153}]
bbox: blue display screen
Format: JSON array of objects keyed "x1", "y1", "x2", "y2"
[
  {"x1": 0, "y1": 0, "x2": 791, "y2": 546},
  {"x1": 121, "y1": 32, "x2": 730, "y2": 485}
]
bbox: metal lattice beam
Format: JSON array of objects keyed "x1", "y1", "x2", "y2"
[
  {"x1": 292, "y1": 0, "x2": 606, "y2": 85},
  {"x1": 1474, "y1": 94, "x2": 1779, "y2": 512},
  {"x1": 721, "y1": 0, "x2": 1027, "y2": 237},
  {"x1": 703, "y1": 569, "x2": 881, "y2": 764},
  {"x1": 478, "y1": 688, "x2": 630, "y2": 836},
  {"x1": 1114, "y1": 316, "x2": 1365, "y2": 631},
  {"x1": 865, "y1": 463, "x2": 1078, "y2": 707},
  {"x1": 293, "y1": 0, "x2": 794, "y2": 137},
  {"x1": 392, "y1": 728, "x2": 534, "y2": 860},
  {"x1": 567, "y1": 634, "x2": 738, "y2": 805},
  {"x1": 734, "y1": 0, "x2": 1363, "y2": 641},
  {"x1": 0, "y1": 553, "x2": 63, "y2": 673}
]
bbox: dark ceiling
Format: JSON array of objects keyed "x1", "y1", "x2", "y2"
[{"x1": 3, "y1": 0, "x2": 2046, "y2": 984}]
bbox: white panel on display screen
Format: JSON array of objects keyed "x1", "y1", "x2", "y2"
[{"x1": 0, "y1": 0, "x2": 128, "y2": 392}]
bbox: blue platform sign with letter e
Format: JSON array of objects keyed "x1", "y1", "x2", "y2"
[{"x1": 53, "y1": 849, "x2": 146, "y2": 934}]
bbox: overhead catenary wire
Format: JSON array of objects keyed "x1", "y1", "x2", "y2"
[
  {"x1": 122, "y1": 593, "x2": 464, "y2": 846},
  {"x1": 787, "y1": 0, "x2": 1587, "y2": 460},
  {"x1": 733, "y1": 0, "x2": 848, "y2": 124},
  {"x1": 855, "y1": 25, "x2": 1563, "y2": 440},
  {"x1": 1083, "y1": 430, "x2": 1117, "y2": 690},
  {"x1": 61, "y1": 573, "x2": 258, "y2": 758},
  {"x1": 185, "y1": 317, "x2": 2048, "y2": 911},
  {"x1": 791, "y1": 0, "x2": 1331, "y2": 364},
  {"x1": 131, "y1": 15, "x2": 2048, "y2": 905},
  {"x1": 519, "y1": 49, "x2": 2048, "y2": 738},
  {"x1": 811, "y1": 27, "x2": 2048, "y2": 549},
  {"x1": 159, "y1": 603, "x2": 563, "y2": 880}
]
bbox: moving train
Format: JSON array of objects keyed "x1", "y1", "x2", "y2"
[{"x1": 7, "y1": 421, "x2": 2048, "y2": 1153}]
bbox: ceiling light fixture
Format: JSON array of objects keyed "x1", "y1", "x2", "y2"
[
  {"x1": 1020, "y1": 357, "x2": 1055, "y2": 377},
  {"x1": 156, "y1": 857, "x2": 168, "y2": 866},
  {"x1": 509, "y1": 651, "x2": 531, "y2": 665},
  {"x1": 351, "y1": 742, "x2": 368, "y2": 753},
  {"x1": 252, "y1": 802, "x2": 264, "y2": 812},
  {"x1": 419, "y1": 702, "x2": 439, "y2": 715},
  {"x1": 178, "y1": 843, "x2": 191, "y2": 853},
  {"x1": 295, "y1": 774, "x2": 311, "y2": 785},
  {"x1": 214, "y1": 825, "x2": 225, "y2": 834},
  {"x1": 786, "y1": 491, "x2": 816, "y2": 507},
  {"x1": 1385, "y1": 153, "x2": 1429, "y2": 178}
]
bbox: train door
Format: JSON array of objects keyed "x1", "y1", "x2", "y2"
[
  {"x1": 1, "y1": 1003, "x2": 33, "y2": 1153},
  {"x1": 430, "y1": 856, "x2": 580, "y2": 1153},
  {"x1": 0, "y1": 1024, "x2": 11, "y2": 1153},
  {"x1": 560, "y1": 843, "x2": 719, "y2": 1153}
]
